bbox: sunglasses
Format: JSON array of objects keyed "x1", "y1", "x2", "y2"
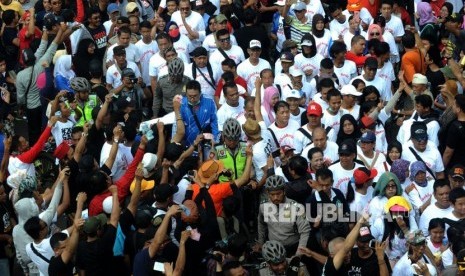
[
  {"x1": 370, "y1": 32, "x2": 380, "y2": 36},
  {"x1": 219, "y1": 37, "x2": 230, "y2": 42}
]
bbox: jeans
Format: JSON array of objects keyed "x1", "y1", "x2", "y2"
[{"x1": 0, "y1": 258, "x2": 10, "y2": 276}]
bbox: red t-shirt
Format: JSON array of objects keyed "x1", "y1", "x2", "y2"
[
  {"x1": 214, "y1": 76, "x2": 249, "y2": 98},
  {"x1": 345, "y1": 51, "x2": 367, "y2": 74},
  {"x1": 18, "y1": 27, "x2": 42, "y2": 66},
  {"x1": 192, "y1": 183, "x2": 233, "y2": 216}
]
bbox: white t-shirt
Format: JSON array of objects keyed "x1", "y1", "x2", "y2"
[
  {"x1": 406, "y1": 181, "x2": 434, "y2": 212},
  {"x1": 349, "y1": 186, "x2": 374, "y2": 215},
  {"x1": 396, "y1": 116, "x2": 441, "y2": 147},
  {"x1": 321, "y1": 109, "x2": 344, "y2": 140},
  {"x1": 237, "y1": 58, "x2": 271, "y2": 92},
  {"x1": 173, "y1": 178, "x2": 190, "y2": 205},
  {"x1": 202, "y1": 33, "x2": 238, "y2": 54},
  {"x1": 148, "y1": 52, "x2": 190, "y2": 81},
  {"x1": 301, "y1": 140, "x2": 339, "y2": 164},
  {"x1": 135, "y1": 40, "x2": 158, "y2": 85},
  {"x1": 329, "y1": 10, "x2": 350, "y2": 40},
  {"x1": 103, "y1": 20, "x2": 113, "y2": 35},
  {"x1": 313, "y1": 29, "x2": 331, "y2": 58},
  {"x1": 290, "y1": 107, "x2": 305, "y2": 126},
  {"x1": 341, "y1": 104, "x2": 360, "y2": 120},
  {"x1": 251, "y1": 121, "x2": 272, "y2": 180},
  {"x1": 294, "y1": 125, "x2": 313, "y2": 154},
  {"x1": 401, "y1": 141, "x2": 445, "y2": 178},
  {"x1": 329, "y1": 161, "x2": 363, "y2": 197},
  {"x1": 419, "y1": 204, "x2": 453, "y2": 236},
  {"x1": 106, "y1": 43, "x2": 141, "y2": 64},
  {"x1": 173, "y1": 34, "x2": 195, "y2": 61},
  {"x1": 210, "y1": 45, "x2": 245, "y2": 69},
  {"x1": 217, "y1": 97, "x2": 245, "y2": 131},
  {"x1": 294, "y1": 53, "x2": 324, "y2": 83},
  {"x1": 184, "y1": 62, "x2": 222, "y2": 99},
  {"x1": 385, "y1": 15, "x2": 405, "y2": 39},
  {"x1": 343, "y1": 29, "x2": 367, "y2": 50},
  {"x1": 52, "y1": 120, "x2": 74, "y2": 146},
  {"x1": 334, "y1": 60, "x2": 357, "y2": 86},
  {"x1": 356, "y1": 149, "x2": 387, "y2": 182},
  {"x1": 267, "y1": 120, "x2": 300, "y2": 149},
  {"x1": 392, "y1": 253, "x2": 436, "y2": 276},
  {"x1": 305, "y1": 0, "x2": 325, "y2": 22},
  {"x1": 99, "y1": 142, "x2": 134, "y2": 181},
  {"x1": 170, "y1": 10, "x2": 206, "y2": 47},
  {"x1": 350, "y1": 75, "x2": 390, "y2": 101},
  {"x1": 382, "y1": 31, "x2": 400, "y2": 63},
  {"x1": 106, "y1": 61, "x2": 141, "y2": 88},
  {"x1": 313, "y1": 93, "x2": 329, "y2": 110}
]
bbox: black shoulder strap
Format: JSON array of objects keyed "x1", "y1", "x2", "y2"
[
  {"x1": 30, "y1": 243, "x2": 50, "y2": 264},
  {"x1": 193, "y1": 63, "x2": 216, "y2": 90},
  {"x1": 408, "y1": 147, "x2": 436, "y2": 180},
  {"x1": 325, "y1": 126, "x2": 332, "y2": 134},
  {"x1": 268, "y1": 127, "x2": 280, "y2": 148},
  {"x1": 188, "y1": 105, "x2": 203, "y2": 133},
  {"x1": 276, "y1": 84, "x2": 282, "y2": 98},
  {"x1": 298, "y1": 128, "x2": 312, "y2": 141},
  {"x1": 24, "y1": 65, "x2": 35, "y2": 106},
  {"x1": 218, "y1": 47, "x2": 229, "y2": 60}
]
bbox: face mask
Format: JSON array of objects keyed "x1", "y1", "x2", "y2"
[{"x1": 168, "y1": 28, "x2": 180, "y2": 38}]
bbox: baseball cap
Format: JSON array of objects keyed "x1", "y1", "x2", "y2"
[
  {"x1": 116, "y1": 96, "x2": 135, "y2": 109},
  {"x1": 339, "y1": 139, "x2": 356, "y2": 155},
  {"x1": 281, "y1": 145, "x2": 295, "y2": 153},
  {"x1": 280, "y1": 51, "x2": 294, "y2": 63},
  {"x1": 449, "y1": 164, "x2": 465, "y2": 180},
  {"x1": 282, "y1": 39, "x2": 298, "y2": 50},
  {"x1": 142, "y1": 153, "x2": 158, "y2": 176},
  {"x1": 154, "y1": 183, "x2": 179, "y2": 202},
  {"x1": 130, "y1": 179, "x2": 155, "y2": 193},
  {"x1": 122, "y1": 68, "x2": 136, "y2": 78},
  {"x1": 384, "y1": 195, "x2": 412, "y2": 213},
  {"x1": 190, "y1": 46, "x2": 208, "y2": 58},
  {"x1": 282, "y1": 89, "x2": 301, "y2": 101},
  {"x1": 289, "y1": 66, "x2": 304, "y2": 77},
  {"x1": 410, "y1": 121, "x2": 428, "y2": 140},
  {"x1": 113, "y1": 45, "x2": 126, "y2": 56},
  {"x1": 360, "y1": 116, "x2": 376, "y2": 129},
  {"x1": 117, "y1": 16, "x2": 130, "y2": 25},
  {"x1": 198, "y1": 160, "x2": 224, "y2": 183},
  {"x1": 406, "y1": 230, "x2": 426, "y2": 246},
  {"x1": 341, "y1": 84, "x2": 362, "y2": 96},
  {"x1": 358, "y1": 226, "x2": 374, "y2": 242},
  {"x1": 347, "y1": 0, "x2": 361, "y2": 12},
  {"x1": 293, "y1": 2, "x2": 306, "y2": 11},
  {"x1": 126, "y1": 2, "x2": 138, "y2": 13},
  {"x1": 193, "y1": 0, "x2": 204, "y2": 9},
  {"x1": 53, "y1": 142, "x2": 71, "y2": 159},
  {"x1": 301, "y1": 39, "x2": 313, "y2": 47},
  {"x1": 307, "y1": 102, "x2": 322, "y2": 116},
  {"x1": 107, "y1": 3, "x2": 119, "y2": 14},
  {"x1": 21, "y1": 11, "x2": 31, "y2": 21},
  {"x1": 364, "y1": 57, "x2": 378, "y2": 69},
  {"x1": 249, "y1": 40, "x2": 262, "y2": 49},
  {"x1": 215, "y1": 14, "x2": 228, "y2": 23},
  {"x1": 242, "y1": 118, "x2": 261, "y2": 140},
  {"x1": 353, "y1": 167, "x2": 377, "y2": 185},
  {"x1": 83, "y1": 213, "x2": 108, "y2": 234},
  {"x1": 412, "y1": 73, "x2": 428, "y2": 85},
  {"x1": 360, "y1": 131, "x2": 376, "y2": 143}
]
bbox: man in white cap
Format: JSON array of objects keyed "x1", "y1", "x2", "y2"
[
  {"x1": 237, "y1": 40, "x2": 271, "y2": 92},
  {"x1": 340, "y1": 84, "x2": 361, "y2": 118},
  {"x1": 400, "y1": 73, "x2": 434, "y2": 104},
  {"x1": 282, "y1": 89, "x2": 305, "y2": 125}
]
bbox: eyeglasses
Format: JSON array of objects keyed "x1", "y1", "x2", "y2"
[
  {"x1": 186, "y1": 94, "x2": 200, "y2": 99},
  {"x1": 219, "y1": 37, "x2": 230, "y2": 42},
  {"x1": 370, "y1": 32, "x2": 380, "y2": 36},
  {"x1": 385, "y1": 184, "x2": 397, "y2": 189}
]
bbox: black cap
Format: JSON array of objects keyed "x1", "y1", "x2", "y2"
[
  {"x1": 113, "y1": 45, "x2": 126, "y2": 56},
  {"x1": 122, "y1": 68, "x2": 136, "y2": 78},
  {"x1": 358, "y1": 226, "x2": 375, "y2": 242},
  {"x1": 190, "y1": 46, "x2": 208, "y2": 58},
  {"x1": 165, "y1": 142, "x2": 184, "y2": 161},
  {"x1": 116, "y1": 16, "x2": 130, "y2": 25},
  {"x1": 410, "y1": 121, "x2": 428, "y2": 140},
  {"x1": 338, "y1": 139, "x2": 357, "y2": 155},
  {"x1": 116, "y1": 96, "x2": 135, "y2": 109},
  {"x1": 364, "y1": 57, "x2": 378, "y2": 69},
  {"x1": 154, "y1": 183, "x2": 179, "y2": 202}
]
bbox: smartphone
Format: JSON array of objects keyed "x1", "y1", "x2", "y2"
[
  {"x1": 187, "y1": 170, "x2": 195, "y2": 177},
  {"x1": 272, "y1": 149, "x2": 280, "y2": 158},
  {"x1": 369, "y1": 240, "x2": 376, "y2": 248},
  {"x1": 153, "y1": 262, "x2": 165, "y2": 272}
]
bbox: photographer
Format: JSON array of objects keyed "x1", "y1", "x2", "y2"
[{"x1": 111, "y1": 68, "x2": 145, "y2": 110}]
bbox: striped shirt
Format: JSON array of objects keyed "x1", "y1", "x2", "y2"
[{"x1": 285, "y1": 16, "x2": 312, "y2": 50}]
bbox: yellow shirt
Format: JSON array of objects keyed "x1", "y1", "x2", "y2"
[{"x1": 1, "y1": 1, "x2": 24, "y2": 16}]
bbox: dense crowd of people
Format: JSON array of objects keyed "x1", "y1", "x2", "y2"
[{"x1": 0, "y1": 0, "x2": 465, "y2": 275}]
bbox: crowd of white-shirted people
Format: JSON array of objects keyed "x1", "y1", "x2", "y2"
[{"x1": 1, "y1": 0, "x2": 465, "y2": 275}]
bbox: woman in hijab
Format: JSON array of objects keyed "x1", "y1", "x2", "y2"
[
  {"x1": 336, "y1": 114, "x2": 361, "y2": 146},
  {"x1": 54, "y1": 55, "x2": 75, "y2": 93},
  {"x1": 311, "y1": 14, "x2": 331, "y2": 58},
  {"x1": 404, "y1": 161, "x2": 433, "y2": 216},
  {"x1": 166, "y1": 21, "x2": 194, "y2": 60},
  {"x1": 390, "y1": 159, "x2": 410, "y2": 189},
  {"x1": 417, "y1": 2, "x2": 438, "y2": 45},
  {"x1": 367, "y1": 24, "x2": 384, "y2": 42},
  {"x1": 261, "y1": 86, "x2": 280, "y2": 127},
  {"x1": 72, "y1": 39, "x2": 97, "y2": 79}
]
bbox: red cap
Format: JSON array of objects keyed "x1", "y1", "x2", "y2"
[
  {"x1": 353, "y1": 167, "x2": 377, "y2": 185},
  {"x1": 53, "y1": 142, "x2": 71, "y2": 160},
  {"x1": 360, "y1": 116, "x2": 375, "y2": 129},
  {"x1": 21, "y1": 11, "x2": 31, "y2": 21},
  {"x1": 307, "y1": 102, "x2": 322, "y2": 116}
]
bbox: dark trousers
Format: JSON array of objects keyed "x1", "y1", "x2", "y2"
[{"x1": 26, "y1": 106, "x2": 43, "y2": 146}]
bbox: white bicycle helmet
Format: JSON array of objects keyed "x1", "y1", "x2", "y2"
[
  {"x1": 168, "y1": 57, "x2": 184, "y2": 76},
  {"x1": 264, "y1": 175, "x2": 286, "y2": 191},
  {"x1": 222, "y1": 118, "x2": 241, "y2": 140},
  {"x1": 70, "y1": 77, "x2": 90, "y2": 92},
  {"x1": 262, "y1": 240, "x2": 287, "y2": 264}
]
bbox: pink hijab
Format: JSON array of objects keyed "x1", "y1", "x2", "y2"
[
  {"x1": 264, "y1": 86, "x2": 279, "y2": 124},
  {"x1": 367, "y1": 24, "x2": 384, "y2": 42}
]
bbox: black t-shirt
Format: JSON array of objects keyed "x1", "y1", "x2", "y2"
[
  {"x1": 257, "y1": 0, "x2": 276, "y2": 23},
  {"x1": 76, "y1": 225, "x2": 117, "y2": 276},
  {"x1": 86, "y1": 24, "x2": 108, "y2": 62},
  {"x1": 348, "y1": 248, "x2": 392, "y2": 275},
  {"x1": 48, "y1": 255, "x2": 74, "y2": 276},
  {"x1": 446, "y1": 120, "x2": 465, "y2": 168},
  {"x1": 2, "y1": 27, "x2": 19, "y2": 71},
  {"x1": 322, "y1": 256, "x2": 348, "y2": 276}
]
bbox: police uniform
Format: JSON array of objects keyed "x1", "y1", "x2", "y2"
[
  {"x1": 75, "y1": 94, "x2": 99, "y2": 127},
  {"x1": 214, "y1": 142, "x2": 248, "y2": 182}
]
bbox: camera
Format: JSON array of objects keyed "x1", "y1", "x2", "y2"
[{"x1": 130, "y1": 77, "x2": 138, "y2": 84}]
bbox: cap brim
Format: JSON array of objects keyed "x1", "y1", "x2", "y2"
[
  {"x1": 451, "y1": 174, "x2": 465, "y2": 180},
  {"x1": 358, "y1": 234, "x2": 374, "y2": 242},
  {"x1": 390, "y1": 205, "x2": 408, "y2": 212},
  {"x1": 301, "y1": 43, "x2": 312, "y2": 47}
]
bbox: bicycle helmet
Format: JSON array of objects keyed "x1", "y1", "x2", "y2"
[
  {"x1": 222, "y1": 118, "x2": 241, "y2": 140},
  {"x1": 70, "y1": 77, "x2": 90, "y2": 92},
  {"x1": 168, "y1": 57, "x2": 184, "y2": 77},
  {"x1": 264, "y1": 175, "x2": 286, "y2": 191},
  {"x1": 262, "y1": 240, "x2": 287, "y2": 264}
]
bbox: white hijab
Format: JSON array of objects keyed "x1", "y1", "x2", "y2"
[{"x1": 53, "y1": 54, "x2": 75, "y2": 80}]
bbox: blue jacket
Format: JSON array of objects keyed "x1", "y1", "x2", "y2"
[{"x1": 177, "y1": 96, "x2": 219, "y2": 146}]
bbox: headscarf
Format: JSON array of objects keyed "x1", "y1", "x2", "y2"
[
  {"x1": 263, "y1": 86, "x2": 279, "y2": 124},
  {"x1": 367, "y1": 24, "x2": 384, "y2": 42},
  {"x1": 336, "y1": 114, "x2": 362, "y2": 145},
  {"x1": 410, "y1": 161, "x2": 428, "y2": 187},
  {"x1": 72, "y1": 39, "x2": 96, "y2": 79},
  {"x1": 166, "y1": 21, "x2": 181, "y2": 42},
  {"x1": 373, "y1": 172, "x2": 402, "y2": 197},
  {"x1": 311, "y1": 14, "x2": 325, "y2": 38},
  {"x1": 390, "y1": 159, "x2": 410, "y2": 183},
  {"x1": 18, "y1": 175, "x2": 38, "y2": 200},
  {"x1": 53, "y1": 55, "x2": 75, "y2": 80},
  {"x1": 417, "y1": 2, "x2": 436, "y2": 26}
]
